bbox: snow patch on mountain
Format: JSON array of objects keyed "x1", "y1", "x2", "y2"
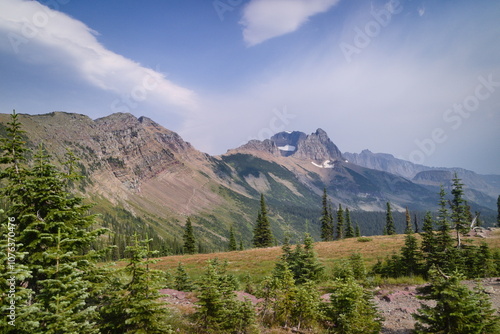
[
  {"x1": 311, "y1": 160, "x2": 335, "y2": 168},
  {"x1": 278, "y1": 145, "x2": 296, "y2": 152}
]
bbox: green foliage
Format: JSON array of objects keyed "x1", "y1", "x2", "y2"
[
  {"x1": 183, "y1": 217, "x2": 196, "y2": 254},
  {"x1": 497, "y1": 195, "x2": 500, "y2": 227},
  {"x1": 451, "y1": 174, "x2": 470, "y2": 243},
  {"x1": 336, "y1": 204, "x2": 344, "y2": 239},
  {"x1": 174, "y1": 262, "x2": 193, "y2": 291},
  {"x1": 405, "y1": 207, "x2": 413, "y2": 234},
  {"x1": 385, "y1": 202, "x2": 396, "y2": 235},
  {"x1": 99, "y1": 235, "x2": 173, "y2": 334},
  {"x1": 194, "y1": 259, "x2": 257, "y2": 333},
  {"x1": 323, "y1": 277, "x2": 383, "y2": 334},
  {"x1": 252, "y1": 194, "x2": 273, "y2": 248},
  {"x1": 420, "y1": 211, "x2": 437, "y2": 273},
  {"x1": 344, "y1": 207, "x2": 355, "y2": 238},
  {"x1": 228, "y1": 225, "x2": 237, "y2": 251},
  {"x1": 413, "y1": 270, "x2": 500, "y2": 334},
  {"x1": 320, "y1": 188, "x2": 334, "y2": 241}
]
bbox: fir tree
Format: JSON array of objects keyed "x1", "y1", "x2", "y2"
[
  {"x1": 436, "y1": 185, "x2": 455, "y2": 271},
  {"x1": 336, "y1": 204, "x2": 344, "y2": 239},
  {"x1": 401, "y1": 231, "x2": 422, "y2": 277},
  {"x1": 420, "y1": 211, "x2": 437, "y2": 272},
  {"x1": 174, "y1": 262, "x2": 193, "y2": 291},
  {"x1": 413, "y1": 270, "x2": 500, "y2": 334},
  {"x1": 228, "y1": 225, "x2": 237, "y2": 251},
  {"x1": 0, "y1": 116, "x2": 106, "y2": 333},
  {"x1": 450, "y1": 174, "x2": 469, "y2": 247},
  {"x1": 405, "y1": 207, "x2": 413, "y2": 234},
  {"x1": 324, "y1": 277, "x2": 383, "y2": 334},
  {"x1": 183, "y1": 217, "x2": 196, "y2": 254},
  {"x1": 497, "y1": 195, "x2": 500, "y2": 227},
  {"x1": 385, "y1": 202, "x2": 396, "y2": 235},
  {"x1": 320, "y1": 188, "x2": 333, "y2": 241},
  {"x1": 344, "y1": 207, "x2": 354, "y2": 238},
  {"x1": 355, "y1": 222, "x2": 361, "y2": 237},
  {"x1": 413, "y1": 213, "x2": 419, "y2": 233},
  {"x1": 252, "y1": 194, "x2": 273, "y2": 248}
]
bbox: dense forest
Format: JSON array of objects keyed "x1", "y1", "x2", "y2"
[{"x1": 2, "y1": 111, "x2": 500, "y2": 333}]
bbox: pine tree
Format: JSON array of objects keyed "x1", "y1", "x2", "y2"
[
  {"x1": 253, "y1": 194, "x2": 273, "y2": 248},
  {"x1": 183, "y1": 217, "x2": 196, "y2": 254},
  {"x1": 344, "y1": 207, "x2": 355, "y2": 238},
  {"x1": 497, "y1": 195, "x2": 500, "y2": 227},
  {"x1": 0, "y1": 116, "x2": 106, "y2": 334},
  {"x1": 228, "y1": 225, "x2": 237, "y2": 251},
  {"x1": 174, "y1": 262, "x2": 193, "y2": 291},
  {"x1": 413, "y1": 213, "x2": 419, "y2": 233},
  {"x1": 436, "y1": 185, "x2": 455, "y2": 269},
  {"x1": 405, "y1": 207, "x2": 413, "y2": 234},
  {"x1": 450, "y1": 174, "x2": 469, "y2": 247},
  {"x1": 195, "y1": 259, "x2": 256, "y2": 333},
  {"x1": 101, "y1": 235, "x2": 173, "y2": 334},
  {"x1": 320, "y1": 188, "x2": 333, "y2": 241},
  {"x1": 401, "y1": 231, "x2": 422, "y2": 277},
  {"x1": 413, "y1": 270, "x2": 500, "y2": 333},
  {"x1": 355, "y1": 222, "x2": 361, "y2": 237},
  {"x1": 385, "y1": 202, "x2": 396, "y2": 235},
  {"x1": 421, "y1": 211, "x2": 437, "y2": 272},
  {"x1": 336, "y1": 204, "x2": 344, "y2": 239},
  {"x1": 324, "y1": 277, "x2": 383, "y2": 334}
]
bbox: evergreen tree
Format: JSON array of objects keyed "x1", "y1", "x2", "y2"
[
  {"x1": 414, "y1": 213, "x2": 419, "y2": 233},
  {"x1": 344, "y1": 207, "x2": 354, "y2": 238},
  {"x1": 436, "y1": 185, "x2": 455, "y2": 271},
  {"x1": 324, "y1": 277, "x2": 383, "y2": 334},
  {"x1": 421, "y1": 211, "x2": 437, "y2": 272},
  {"x1": 253, "y1": 194, "x2": 273, "y2": 248},
  {"x1": 413, "y1": 270, "x2": 500, "y2": 334},
  {"x1": 183, "y1": 217, "x2": 196, "y2": 254},
  {"x1": 195, "y1": 259, "x2": 256, "y2": 333},
  {"x1": 497, "y1": 195, "x2": 500, "y2": 227},
  {"x1": 401, "y1": 231, "x2": 422, "y2": 277},
  {"x1": 228, "y1": 225, "x2": 237, "y2": 251},
  {"x1": 100, "y1": 235, "x2": 173, "y2": 334},
  {"x1": 349, "y1": 253, "x2": 367, "y2": 281},
  {"x1": 174, "y1": 262, "x2": 193, "y2": 291},
  {"x1": 450, "y1": 174, "x2": 469, "y2": 247},
  {"x1": 385, "y1": 202, "x2": 396, "y2": 235},
  {"x1": 320, "y1": 188, "x2": 334, "y2": 241},
  {"x1": 336, "y1": 204, "x2": 344, "y2": 239},
  {"x1": 355, "y1": 222, "x2": 361, "y2": 237},
  {"x1": 0, "y1": 115, "x2": 106, "y2": 333},
  {"x1": 405, "y1": 207, "x2": 413, "y2": 234}
]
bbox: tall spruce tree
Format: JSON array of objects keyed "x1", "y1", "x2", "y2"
[
  {"x1": 436, "y1": 185, "x2": 457, "y2": 273},
  {"x1": 183, "y1": 217, "x2": 196, "y2": 254},
  {"x1": 228, "y1": 225, "x2": 237, "y2": 251},
  {"x1": 420, "y1": 211, "x2": 437, "y2": 272},
  {"x1": 320, "y1": 188, "x2": 333, "y2": 241},
  {"x1": 336, "y1": 204, "x2": 344, "y2": 239},
  {"x1": 401, "y1": 231, "x2": 422, "y2": 277},
  {"x1": 344, "y1": 207, "x2": 354, "y2": 238},
  {"x1": 405, "y1": 207, "x2": 413, "y2": 234},
  {"x1": 413, "y1": 213, "x2": 419, "y2": 233},
  {"x1": 450, "y1": 174, "x2": 469, "y2": 247},
  {"x1": 253, "y1": 194, "x2": 273, "y2": 248},
  {"x1": 385, "y1": 202, "x2": 396, "y2": 235},
  {"x1": 355, "y1": 222, "x2": 361, "y2": 237},
  {"x1": 497, "y1": 195, "x2": 500, "y2": 227}
]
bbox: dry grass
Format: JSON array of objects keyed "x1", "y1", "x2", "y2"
[{"x1": 145, "y1": 231, "x2": 500, "y2": 282}]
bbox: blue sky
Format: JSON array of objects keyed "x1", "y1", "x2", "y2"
[{"x1": 0, "y1": 0, "x2": 499, "y2": 174}]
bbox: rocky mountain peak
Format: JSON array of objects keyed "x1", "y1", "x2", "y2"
[{"x1": 291, "y1": 128, "x2": 344, "y2": 162}]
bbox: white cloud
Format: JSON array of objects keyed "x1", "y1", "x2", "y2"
[
  {"x1": 0, "y1": 0, "x2": 198, "y2": 111},
  {"x1": 240, "y1": 0, "x2": 340, "y2": 46}
]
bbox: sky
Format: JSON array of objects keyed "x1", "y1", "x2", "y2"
[{"x1": 0, "y1": 0, "x2": 499, "y2": 174}]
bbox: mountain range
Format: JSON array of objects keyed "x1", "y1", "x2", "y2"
[{"x1": 0, "y1": 112, "x2": 498, "y2": 250}]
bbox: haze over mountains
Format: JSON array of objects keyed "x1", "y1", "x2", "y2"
[{"x1": 0, "y1": 111, "x2": 498, "y2": 248}]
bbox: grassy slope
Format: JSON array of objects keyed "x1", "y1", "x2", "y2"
[{"x1": 142, "y1": 231, "x2": 500, "y2": 284}]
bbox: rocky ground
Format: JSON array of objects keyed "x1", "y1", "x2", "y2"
[{"x1": 161, "y1": 277, "x2": 500, "y2": 333}]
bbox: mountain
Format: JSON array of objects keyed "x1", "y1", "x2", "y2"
[
  {"x1": 343, "y1": 149, "x2": 500, "y2": 210},
  {"x1": 0, "y1": 112, "x2": 497, "y2": 252}
]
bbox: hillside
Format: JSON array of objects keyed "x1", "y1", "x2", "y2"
[{"x1": 0, "y1": 111, "x2": 498, "y2": 253}]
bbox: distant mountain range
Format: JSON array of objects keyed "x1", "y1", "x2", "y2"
[{"x1": 0, "y1": 112, "x2": 498, "y2": 248}]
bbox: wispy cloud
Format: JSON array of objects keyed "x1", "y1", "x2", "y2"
[
  {"x1": 240, "y1": 0, "x2": 340, "y2": 46},
  {"x1": 0, "y1": 0, "x2": 198, "y2": 111}
]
